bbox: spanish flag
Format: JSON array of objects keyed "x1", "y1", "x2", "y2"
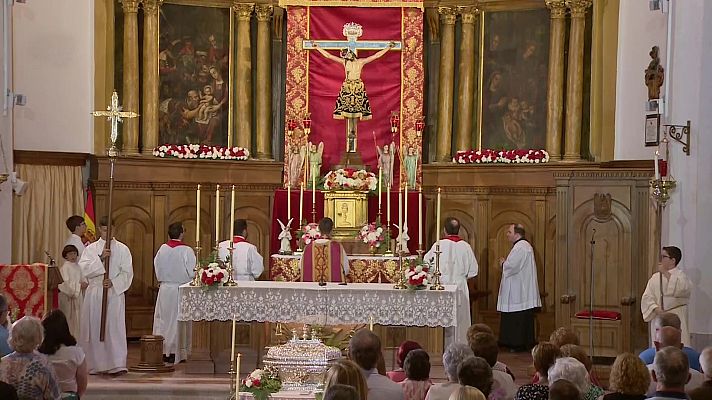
[{"x1": 83, "y1": 187, "x2": 97, "y2": 243}]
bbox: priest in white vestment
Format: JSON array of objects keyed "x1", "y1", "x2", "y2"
[
  {"x1": 64, "y1": 215, "x2": 87, "y2": 257},
  {"x1": 218, "y1": 219, "x2": 264, "y2": 281},
  {"x1": 78, "y1": 216, "x2": 134, "y2": 374},
  {"x1": 425, "y1": 217, "x2": 478, "y2": 344},
  {"x1": 58, "y1": 244, "x2": 87, "y2": 339},
  {"x1": 641, "y1": 245, "x2": 692, "y2": 346},
  {"x1": 496, "y1": 223, "x2": 541, "y2": 352},
  {"x1": 152, "y1": 222, "x2": 195, "y2": 364}
]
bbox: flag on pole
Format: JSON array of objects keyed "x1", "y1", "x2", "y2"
[{"x1": 83, "y1": 187, "x2": 97, "y2": 244}]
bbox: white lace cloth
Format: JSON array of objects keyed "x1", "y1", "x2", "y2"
[{"x1": 178, "y1": 281, "x2": 458, "y2": 327}]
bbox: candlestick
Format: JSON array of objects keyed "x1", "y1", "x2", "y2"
[
  {"x1": 299, "y1": 183, "x2": 304, "y2": 225},
  {"x1": 387, "y1": 186, "x2": 391, "y2": 222},
  {"x1": 654, "y1": 151, "x2": 660, "y2": 181},
  {"x1": 418, "y1": 187, "x2": 423, "y2": 250},
  {"x1": 230, "y1": 318, "x2": 236, "y2": 363},
  {"x1": 378, "y1": 167, "x2": 382, "y2": 212},
  {"x1": 230, "y1": 185, "x2": 236, "y2": 239},
  {"x1": 312, "y1": 169, "x2": 317, "y2": 223},
  {"x1": 196, "y1": 184, "x2": 201, "y2": 244},
  {"x1": 369, "y1": 315, "x2": 374, "y2": 331},
  {"x1": 236, "y1": 353, "x2": 242, "y2": 393},
  {"x1": 404, "y1": 182, "x2": 409, "y2": 234},
  {"x1": 398, "y1": 189, "x2": 403, "y2": 254},
  {"x1": 287, "y1": 183, "x2": 291, "y2": 222},
  {"x1": 215, "y1": 184, "x2": 221, "y2": 243},
  {"x1": 436, "y1": 187, "x2": 441, "y2": 243}
]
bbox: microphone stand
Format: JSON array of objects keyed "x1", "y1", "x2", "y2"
[{"x1": 588, "y1": 228, "x2": 596, "y2": 362}]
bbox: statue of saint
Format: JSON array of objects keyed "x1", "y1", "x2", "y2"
[
  {"x1": 308, "y1": 141, "x2": 324, "y2": 185},
  {"x1": 645, "y1": 46, "x2": 665, "y2": 100},
  {"x1": 376, "y1": 141, "x2": 396, "y2": 189},
  {"x1": 404, "y1": 146, "x2": 419, "y2": 188},
  {"x1": 287, "y1": 144, "x2": 306, "y2": 188}
]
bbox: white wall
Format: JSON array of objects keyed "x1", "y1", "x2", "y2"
[
  {"x1": 11, "y1": 0, "x2": 93, "y2": 153},
  {"x1": 0, "y1": 1, "x2": 13, "y2": 263},
  {"x1": 614, "y1": 0, "x2": 668, "y2": 160}
]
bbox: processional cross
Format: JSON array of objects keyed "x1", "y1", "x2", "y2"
[
  {"x1": 90, "y1": 91, "x2": 138, "y2": 341},
  {"x1": 304, "y1": 23, "x2": 401, "y2": 153}
]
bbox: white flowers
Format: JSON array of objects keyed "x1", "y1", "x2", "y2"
[
  {"x1": 324, "y1": 169, "x2": 378, "y2": 191},
  {"x1": 405, "y1": 263, "x2": 430, "y2": 287},
  {"x1": 453, "y1": 149, "x2": 550, "y2": 164},
  {"x1": 152, "y1": 144, "x2": 250, "y2": 160},
  {"x1": 358, "y1": 224, "x2": 385, "y2": 247},
  {"x1": 200, "y1": 263, "x2": 229, "y2": 286}
]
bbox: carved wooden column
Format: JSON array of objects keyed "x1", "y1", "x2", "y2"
[
  {"x1": 255, "y1": 5, "x2": 273, "y2": 160},
  {"x1": 121, "y1": 0, "x2": 141, "y2": 154},
  {"x1": 233, "y1": 3, "x2": 254, "y2": 152},
  {"x1": 545, "y1": 0, "x2": 567, "y2": 161},
  {"x1": 454, "y1": 6, "x2": 478, "y2": 152},
  {"x1": 141, "y1": 0, "x2": 161, "y2": 153},
  {"x1": 435, "y1": 7, "x2": 456, "y2": 162},
  {"x1": 563, "y1": 0, "x2": 592, "y2": 161}
]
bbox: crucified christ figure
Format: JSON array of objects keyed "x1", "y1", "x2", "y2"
[{"x1": 313, "y1": 41, "x2": 396, "y2": 153}]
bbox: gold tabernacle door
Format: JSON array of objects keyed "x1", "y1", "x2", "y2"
[{"x1": 323, "y1": 190, "x2": 369, "y2": 240}]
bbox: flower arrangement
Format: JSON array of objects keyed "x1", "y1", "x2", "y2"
[
  {"x1": 323, "y1": 168, "x2": 377, "y2": 191},
  {"x1": 240, "y1": 368, "x2": 282, "y2": 400},
  {"x1": 199, "y1": 262, "x2": 229, "y2": 288},
  {"x1": 453, "y1": 149, "x2": 550, "y2": 164},
  {"x1": 357, "y1": 223, "x2": 385, "y2": 251},
  {"x1": 405, "y1": 261, "x2": 431, "y2": 290},
  {"x1": 300, "y1": 223, "x2": 321, "y2": 245},
  {"x1": 152, "y1": 144, "x2": 250, "y2": 160}
]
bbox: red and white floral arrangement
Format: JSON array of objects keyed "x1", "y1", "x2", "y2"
[
  {"x1": 405, "y1": 262, "x2": 430, "y2": 289},
  {"x1": 200, "y1": 262, "x2": 229, "y2": 287},
  {"x1": 152, "y1": 144, "x2": 249, "y2": 160},
  {"x1": 323, "y1": 168, "x2": 378, "y2": 191},
  {"x1": 300, "y1": 223, "x2": 321, "y2": 245},
  {"x1": 357, "y1": 223, "x2": 385, "y2": 248},
  {"x1": 453, "y1": 149, "x2": 550, "y2": 164}
]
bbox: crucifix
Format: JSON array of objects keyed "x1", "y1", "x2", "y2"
[
  {"x1": 304, "y1": 23, "x2": 401, "y2": 154},
  {"x1": 91, "y1": 90, "x2": 138, "y2": 341}
]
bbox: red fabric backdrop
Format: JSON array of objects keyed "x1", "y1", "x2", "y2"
[
  {"x1": 0, "y1": 264, "x2": 48, "y2": 320},
  {"x1": 308, "y1": 7, "x2": 403, "y2": 182},
  {"x1": 270, "y1": 189, "x2": 425, "y2": 255}
]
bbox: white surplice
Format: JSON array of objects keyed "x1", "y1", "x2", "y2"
[
  {"x1": 497, "y1": 239, "x2": 541, "y2": 312},
  {"x1": 78, "y1": 238, "x2": 133, "y2": 374},
  {"x1": 425, "y1": 236, "x2": 478, "y2": 343},
  {"x1": 641, "y1": 266, "x2": 692, "y2": 345},
  {"x1": 57, "y1": 260, "x2": 85, "y2": 339},
  {"x1": 218, "y1": 236, "x2": 264, "y2": 281},
  {"x1": 64, "y1": 233, "x2": 86, "y2": 258},
  {"x1": 152, "y1": 240, "x2": 195, "y2": 362}
]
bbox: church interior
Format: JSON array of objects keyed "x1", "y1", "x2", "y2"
[{"x1": 1, "y1": 0, "x2": 711, "y2": 399}]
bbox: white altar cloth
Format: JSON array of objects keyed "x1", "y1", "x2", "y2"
[{"x1": 178, "y1": 281, "x2": 458, "y2": 328}]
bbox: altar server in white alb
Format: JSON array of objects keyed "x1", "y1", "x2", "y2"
[
  {"x1": 64, "y1": 215, "x2": 87, "y2": 258},
  {"x1": 58, "y1": 244, "x2": 87, "y2": 339},
  {"x1": 153, "y1": 222, "x2": 196, "y2": 364},
  {"x1": 496, "y1": 223, "x2": 540, "y2": 352},
  {"x1": 218, "y1": 219, "x2": 264, "y2": 281},
  {"x1": 641, "y1": 245, "x2": 692, "y2": 345},
  {"x1": 78, "y1": 216, "x2": 134, "y2": 375},
  {"x1": 425, "y1": 217, "x2": 478, "y2": 344}
]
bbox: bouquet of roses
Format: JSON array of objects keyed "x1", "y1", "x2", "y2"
[
  {"x1": 323, "y1": 168, "x2": 377, "y2": 191},
  {"x1": 405, "y1": 261, "x2": 431, "y2": 290},
  {"x1": 152, "y1": 144, "x2": 250, "y2": 160},
  {"x1": 357, "y1": 223, "x2": 385, "y2": 248},
  {"x1": 199, "y1": 262, "x2": 229, "y2": 288},
  {"x1": 240, "y1": 368, "x2": 282, "y2": 400},
  {"x1": 300, "y1": 223, "x2": 321, "y2": 245},
  {"x1": 453, "y1": 149, "x2": 550, "y2": 164}
]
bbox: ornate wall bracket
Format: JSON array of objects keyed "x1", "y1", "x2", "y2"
[{"x1": 662, "y1": 120, "x2": 691, "y2": 156}]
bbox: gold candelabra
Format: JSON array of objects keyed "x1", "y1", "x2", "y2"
[
  {"x1": 393, "y1": 250, "x2": 407, "y2": 289},
  {"x1": 190, "y1": 243, "x2": 202, "y2": 286},
  {"x1": 224, "y1": 244, "x2": 238, "y2": 287},
  {"x1": 429, "y1": 244, "x2": 444, "y2": 290}
]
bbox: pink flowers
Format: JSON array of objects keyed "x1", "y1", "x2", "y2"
[
  {"x1": 453, "y1": 149, "x2": 550, "y2": 164},
  {"x1": 152, "y1": 144, "x2": 249, "y2": 160},
  {"x1": 357, "y1": 223, "x2": 385, "y2": 248},
  {"x1": 323, "y1": 168, "x2": 377, "y2": 191},
  {"x1": 300, "y1": 223, "x2": 321, "y2": 245}
]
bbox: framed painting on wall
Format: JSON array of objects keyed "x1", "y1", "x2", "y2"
[
  {"x1": 158, "y1": 2, "x2": 232, "y2": 146},
  {"x1": 645, "y1": 114, "x2": 660, "y2": 146},
  {"x1": 479, "y1": 8, "x2": 550, "y2": 150}
]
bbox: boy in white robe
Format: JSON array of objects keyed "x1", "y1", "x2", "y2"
[
  {"x1": 58, "y1": 245, "x2": 87, "y2": 339},
  {"x1": 64, "y1": 215, "x2": 87, "y2": 258},
  {"x1": 218, "y1": 219, "x2": 264, "y2": 281},
  {"x1": 78, "y1": 216, "x2": 134, "y2": 375},
  {"x1": 641, "y1": 245, "x2": 692, "y2": 346},
  {"x1": 152, "y1": 222, "x2": 195, "y2": 364},
  {"x1": 425, "y1": 217, "x2": 478, "y2": 344}
]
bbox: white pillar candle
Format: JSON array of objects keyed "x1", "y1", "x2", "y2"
[
  {"x1": 404, "y1": 182, "x2": 409, "y2": 232},
  {"x1": 287, "y1": 183, "x2": 291, "y2": 222},
  {"x1": 436, "y1": 187, "x2": 441, "y2": 243},
  {"x1": 236, "y1": 353, "x2": 242, "y2": 390},
  {"x1": 230, "y1": 185, "x2": 236, "y2": 240},
  {"x1": 299, "y1": 183, "x2": 304, "y2": 225},
  {"x1": 215, "y1": 185, "x2": 221, "y2": 242},
  {"x1": 230, "y1": 318, "x2": 236, "y2": 363},
  {"x1": 654, "y1": 151, "x2": 660, "y2": 181},
  {"x1": 418, "y1": 187, "x2": 423, "y2": 250},
  {"x1": 196, "y1": 184, "x2": 201, "y2": 244}
]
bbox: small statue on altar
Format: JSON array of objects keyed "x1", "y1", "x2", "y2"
[
  {"x1": 287, "y1": 144, "x2": 306, "y2": 188},
  {"x1": 308, "y1": 142, "x2": 324, "y2": 185},
  {"x1": 394, "y1": 223, "x2": 410, "y2": 255},
  {"x1": 404, "y1": 146, "x2": 419, "y2": 188},
  {"x1": 376, "y1": 141, "x2": 396, "y2": 189},
  {"x1": 645, "y1": 45, "x2": 665, "y2": 100},
  {"x1": 277, "y1": 218, "x2": 294, "y2": 254}
]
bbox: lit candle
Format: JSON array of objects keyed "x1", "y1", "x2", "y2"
[
  {"x1": 236, "y1": 353, "x2": 242, "y2": 391},
  {"x1": 398, "y1": 189, "x2": 403, "y2": 244},
  {"x1": 196, "y1": 184, "x2": 201, "y2": 244},
  {"x1": 230, "y1": 317, "x2": 236, "y2": 363},
  {"x1": 418, "y1": 187, "x2": 423, "y2": 250},
  {"x1": 215, "y1": 184, "x2": 221, "y2": 242},
  {"x1": 404, "y1": 182, "x2": 409, "y2": 233},
  {"x1": 436, "y1": 187, "x2": 441, "y2": 243},
  {"x1": 378, "y1": 167, "x2": 382, "y2": 212},
  {"x1": 387, "y1": 186, "x2": 391, "y2": 222},
  {"x1": 654, "y1": 151, "x2": 660, "y2": 181},
  {"x1": 287, "y1": 183, "x2": 291, "y2": 222},
  {"x1": 299, "y1": 183, "x2": 304, "y2": 225},
  {"x1": 230, "y1": 185, "x2": 236, "y2": 240}
]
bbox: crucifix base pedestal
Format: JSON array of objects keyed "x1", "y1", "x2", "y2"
[{"x1": 336, "y1": 151, "x2": 366, "y2": 171}]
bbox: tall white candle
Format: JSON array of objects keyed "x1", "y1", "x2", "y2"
[
  {"x1": 299, "y1": 183, "x2": 304, "y2": 224},
  {"x1": 387, "y1": 186, "x2": 391, "y2": 222},
  {"x1": 230, "y1": 185, "x2": 236, "y2": 240},
  {"x1": 418, "y1": 187, "x2": 423, "y2": 249},
  {"x1": 436, "y1": 187, "x2": 441, "y2": 243},
  {"x1": 398, "y1": 189, "x2": 403, "y2": 240},
  {"x1": 378, "y1": 167, "x2": 382, "y2": 211},
  {"x1": 654, "y1": 151, "x2": 660, "y2": 181},
  {"x1": 312, "y1": 168, "x2": 316, "y2": 205},
  {"x1": 196, "y1": 184, "x2": 201, "y2": 244},
  {"x1": 287, "y1": 183, "x2": 291, "y2": 222},
  {"x1": 404, "y1": 182, "x2": 409, "y2": 232},
  {"x1": 236, "y1": 353, "x2": 242, "y2": 391},
  {"x1": 230, "y1": 318, "x2": 236, "y2": 362},
  {"x1": 215, "y1": 185, "x2": 221, "y2": 242}
]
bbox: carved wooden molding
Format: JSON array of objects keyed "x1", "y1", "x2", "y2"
[
  {"x1": 14, "y1": 150, "x2": 90, "y2": 166},
  {"x1": 93, "y1": 181, "x2": 281, "y2": 191},
  {"x1": 428, "y1": 186, "x2": 556, "y2": 195}
]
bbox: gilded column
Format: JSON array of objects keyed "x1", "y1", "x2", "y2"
[
  {"x1": 141, "y1": 0, "x2": 161, "y2": 153},
  {"x1": 233, "y1": 3, "x2": 254, "y2": 152},
  {"x1": 454, "y1": 6, "x2": 478, "y2": 152},
  {"x1": 436, "y1": 7, "x2": 457, "y2": 162},
  {"x1": 255, "y1": 5, "x2": 273, "y2": 159},
  {"x1": 563, "y1": 0, "x2": 592, "y2": 161},
  {"x1": 545, "y1": 0, "x2": 567, "y2": 161},
  {"x1": 121, "y1": 0, "x2": 141, "y2": 154}
]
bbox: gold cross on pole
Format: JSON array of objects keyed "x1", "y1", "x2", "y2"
[{"x1": 91, "y1": 91, "x2": 139, "y2": 157}]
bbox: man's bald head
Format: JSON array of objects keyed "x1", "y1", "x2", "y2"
[
  {"x1": 349, "y1": 329, "x2": 381, "y2": 370},
  {"x1": 655, "y1": 312, "x2": 682, "y2": 330},
  {"x1": 656, "y1": 326, "x2": 682, "y2": 350},
  {"x1": 699, "y1": 347, "x2": 712, "y2": 380}
]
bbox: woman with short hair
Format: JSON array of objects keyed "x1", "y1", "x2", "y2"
[
  {"x1": 426, "y1": 343, "x2": 473, "y2": 400},
  {"x1": 548, "y1": 357, "x2": 603, "y2": 400},
  {"x1": 515, "y1": 342, "x2": 560, "y2": 400},
  {"x1": 603, "y1": 353, "x2": 650, "y2": 400},
  {"x1": 38, "y1": 309, "x2": 88, "y2": 399},
  {"x1": 0, "y1": 316, "x2": 61, "y2": 400},
  {"x1": 448, "y1": 385, "x2": 486, "y2": 400},
  {"x1": 400, "y1": 349, "x2": 432, "y2": 400},
  {"x1": 323, "y1": 359, "x2": 368, "y2": 400}
]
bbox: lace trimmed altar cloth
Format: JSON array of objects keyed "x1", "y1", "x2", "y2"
[{"x1": 178, "y1": 281, "x2": 457, "y2": 328}]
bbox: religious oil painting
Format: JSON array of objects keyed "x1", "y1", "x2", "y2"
[
  {"x1": 481, "y1": 9, "x2": 550, "y2": 150},
  {"x1": 158, "y1": 3, "x2": 231, "y2": 146}
]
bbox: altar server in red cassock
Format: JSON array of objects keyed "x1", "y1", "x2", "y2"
[
  {"x1": 299, "y1": 218, "x2": 350, "y2": 283},
  {"x1": 218, "y1": 219, "x2": 264, "y2": 281}
]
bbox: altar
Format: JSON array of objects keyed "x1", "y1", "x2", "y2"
[{"x1": 270, "y1": 254, "x2": 418, "y2": 283}]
